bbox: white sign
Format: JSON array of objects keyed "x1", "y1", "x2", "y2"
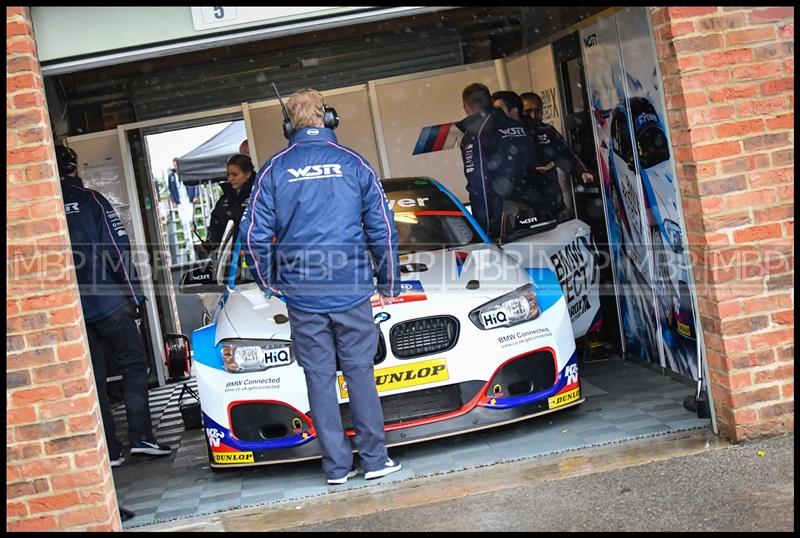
[{"x1": 190, "y1": 7, "x2": 368, "y2": 31}]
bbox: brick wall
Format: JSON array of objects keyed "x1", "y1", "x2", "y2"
[
  {"x1": 650, "y1": 6, "x2": 794, "y2": 441},
  {"x1": 6, "y1": 6, "x2": 121, "y2": 531}
]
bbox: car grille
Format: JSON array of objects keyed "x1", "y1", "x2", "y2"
[
  {"x1": 339, "y1": 381, "x2": 484, "y2": 429},
  {"x1": 390, "y1": 316, "x2": 459, "y2": 359}
]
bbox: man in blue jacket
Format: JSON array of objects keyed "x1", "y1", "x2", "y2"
[
  {"x1": 457, "y1": 83, "x2": 537, "y2": 240},
  {"x1": 240, "y1": 89, "x2": 402, "y2": 485},
  {"x1": 57, "y1": 145, "x2": 172, "y2": 467}
]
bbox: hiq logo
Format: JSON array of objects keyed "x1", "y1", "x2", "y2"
[
  {"x1": 287, "y1": 164, "x2": 343, "y2": 181},
  {"x1": 206, "y1": 428, "x2": 224, "y2": 448},
  {"x1": 264, "y1": 348, "x2": 292, "y2": 365},
  {"x1": 584, "y1": 34, "x2": 597, "y2": 47},
  {"x1": 482, "y1": 310, "x2": 508, "y2": 328}
]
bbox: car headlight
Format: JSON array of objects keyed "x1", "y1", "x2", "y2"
[
  {"x1": 220, "y1": 340, "x2": 294, "y2": 373},
  {"x1": 469, "y1": 284, "x2": 540, "y2": 330},
  {"x1": 663, "y1": 219, "x2": 683, "y2": 253}
]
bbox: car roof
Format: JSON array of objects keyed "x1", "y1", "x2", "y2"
[{"x1": 380, "y1": 177, "x2": 437, "y2": 192}]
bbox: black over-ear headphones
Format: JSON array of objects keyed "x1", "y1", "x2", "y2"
[
  {"x1": 273, "y1": 83, "x2": 339, "y2": 140},
  {"x1": 55, "y1": 144, "x2": 78, "y2": 176}
]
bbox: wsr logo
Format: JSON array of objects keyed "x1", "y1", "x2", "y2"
[{"x1": 287, "y1": 164, "x2": 343, "y2": 182}]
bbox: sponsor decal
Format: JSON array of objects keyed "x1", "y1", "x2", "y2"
[
  {"x1": 549, "y1": 234, "x2": 598, "y2": 322},
  {"x1": 287, "y1": 164, "x2": 343, "y2": 182},
  {"x1": 498, "y1": 126, "x2": 527, "y2": 138},
  {"x1": 387, "y1": 197, "x2": 429, "y2": 210},
  {"x1": 374, "y1": 311, "x2": 391, "y2": 323},
  {"x1": 497, "y1": 327, "x2": 552, "y2": 349},
  {"x1": 224, "y1": 376, "x2": 281, "y2": 393},
  {"x1": 306, "y1": 128, "x2": 319, "y2": 135},
  {"x1": 338, "y1": 358, "x2": 448, "y2": 398},
  {"x1": 213, "y1": 451, "x2": 255, "y2": 464},
  {"x1": 564, "y1": 363, "x2": 579, "y2": 385},
  {"x1": 370, "y1": 280, "x2": 427, "y2": 307},
  {"x1": 455, "y1": 251, "x2": 469, "y2": 278},
  {"x1": 583, "y1": 33, "x2": 597, "y2": 47},
  {"x1": 106, "y1": 210, "x2": 128, "y2": 237},
  {"x1": 548, "y1": 387, "x2": 581, "y2": 409},
  {"x1": 206, "y1": 427, "x2": 224, "y2": 448},
  {"x1": 64, "y1": 202, "x2": 80, "y2": 214}
]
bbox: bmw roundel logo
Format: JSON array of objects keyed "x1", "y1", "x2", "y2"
[
  {"x1": 307, "y1": 128, "x2": 319, "y2": 135},
  {"x1": 374, "y1": 312, "x2": 391, "y2": 323}
]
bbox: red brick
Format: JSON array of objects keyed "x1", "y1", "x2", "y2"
[
  {"x1": 751, "y1": 328, "x2": 795, "y2": 350},
  {"x1": 676, "y1": 54, "x2": 702, "y2": 71},
  {"x1": 39, "y1": 393, "x2": 96, "y2": 421},
  {"x1": 7, "y1": 347, "x2": 55, "y2": 368},
  {"x1": 730, "y1": 386, "x2": 780, "y2": 407},
  {"x1": 704, "y1": 210, "x2": 752, "y2": 232},
  {"x1": 714, "y1": 119, "x2": 764, "y2": 139},
  {"x1": 727, "y1": 27, "x2": 777, "y2": 45},
  {"x1": 7, "y1": 55, "x2": 39, "y2": 75},
  {"x1": 728, "y1": 371, "x2": 752, "y2": 391},
  {"x1": 732, "y1": 223, "x2": 783, "y2": 243},
  {"x1": 34, "y1": 360, "x2": 88, "y2": 385},
  {"x1": 776, "y1": 185, "x2": 793, "y2": 201},
  {"x1": 692, "y1": 141, "x2": 742, "y2": 161},
  {"x1": 782, "y1": 383, "x2": 794, "y2": 398},
  {"x1": 700, "y1": 196, "x2": 724, "y2": 213},
  {"x1": 754, "y1": 205, "x2": 794, "y2": 224},
  {"x1": 765, "y1": 113, "x2": 794, "y2": 130},
  {"x1": 732, "y1": 61, "x2": 784, "y2": 81},
  {"x1": 756, "y1": 402, "x2": 794, "y2": 421},
  {"x1": 8, "y1": 180, "x2": 59, "y2": 201},
  {"x1": 726, "y1": 188, "x2": 776, "y2": 209},
  {"x1": 770, "y1": 149, "x2": 794, "y2": 167},
  {"x1": 784, "y1": 57, "x2": 794, "y2": 75},
  {"x1": 772, "y1": 310, "x2": 793, "y2": 325},
  {"x1": 667, "y1": 6, "x2": 718, "y2": 18},
  {"x1": 29, "y1": 491, "x2": 81, "y2": 514},
  {"x1": 749, "y1": 167, "x2": 794, "y2": 188},
  {"x1": 44, "y1": 432, "x2": 98, "y2": 455},
  {"x1": 69, "y1": 413, "x2": 100, "y2": 435},
  {"x1": 18, "y1": 456, "x2": 71, "y2": 479},
  {"x1": 57, "y1": 342, "x2": 89, "y2": 362},
  {"x1": 6, "y1": 36, "x2": 36, "y2": 56},
  {"x1": 15, "y1": 419, "x2": 68, "y2": 442},
  {"x1": 10, "y1": 386, "x2": 65, "y2": 409},
  {"x1": 736, "y1": 97, "x2": 789, "y2": 117},
  {"x1": 47, "y1": 304, "x2": 84, "y2": 325},
  {"x1": 722, "y1": 335, "x2": 748, "y2": 354},
  {"x1": 7, "y1": 312, "x2": 49, "y2": 334},
  {"x1": 58, "y1": 507, "x2": 112, "y2": 528},
  {"x1": 7, "y1": 406, "x2": 37, "y2": 425},
  {"x1": 680, "y1": 69, "x2": 730, "y2": 90},
  {"x1": 703, "y1": 48, "x2": 754, "y2": 68},
  {"x1": 50, "y1": 469, "x2": 103, "y2": 491},
  {"x1": 778, "y1": 23, "x2": 793, "y2": 39},
  {"x1": 24, "y1": 325, "x2": 85, "y2": 349},
  {"x1": 761, "y1": 77, "x2": 794, "y2": 96},
  {"x1": 743, "y1": 132, "x2": 791, "y2": 152},
  {"x1": 7, "y1": 442, "x2": 43, "y2": 463},
  {"x1": 7, "y1": 516, "x2": 59, "y2": 532},
  {"x1": 6, "y1": 20, "x2": 33, "y2": 38},
  {"x1": 7, "y1": 501, "x2": 28, "y2": 518},
  {"x1": 748, "y1": 7, "x2": 795, "y2": 23}
]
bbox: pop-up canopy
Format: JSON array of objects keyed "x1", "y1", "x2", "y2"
[{"x1": 175, "y1": 120, "x2": 246, "y2": 184}]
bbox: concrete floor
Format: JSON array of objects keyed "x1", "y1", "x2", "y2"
[{"x1": 113, "y1": 355, "x2": 711, "y2": 529}]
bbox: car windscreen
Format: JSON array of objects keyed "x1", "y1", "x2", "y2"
[
  {"x1": 385, "y1": 186, "x2": 482, "y2": 254},
  {"x1": 636, "y1": 124, "x2": 670, "y2": 169}
]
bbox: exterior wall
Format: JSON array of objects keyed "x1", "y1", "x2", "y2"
[
  {"x1": 6, "y1": 6, "x2": 120, "y2": 532},
  {"x1": 650, "y1": 6, "x2": 794, "y2": 441}
]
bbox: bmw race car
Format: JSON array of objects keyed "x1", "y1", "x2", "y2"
[{"x1": 182, "y1": 177, "x2": 595, "y2": 469}]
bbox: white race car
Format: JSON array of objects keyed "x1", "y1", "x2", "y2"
[{"x1": 182, "y1": 177, "x2": 593, "y2": 469}]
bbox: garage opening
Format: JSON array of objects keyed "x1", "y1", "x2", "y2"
[{"x1": 39, "y1": 6, "x2": 713, "y2": 528}]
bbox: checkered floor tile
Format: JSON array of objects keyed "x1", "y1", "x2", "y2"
[{"x1": 113, "y1": 357, "x2": 711, "y2": 529}]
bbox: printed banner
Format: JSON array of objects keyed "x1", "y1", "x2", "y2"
[
  {"x1": 616, "y1": 7, "x2": 701, "y2": 380},
  {"x1": 370, "y1": 280, "x2": 428, "y2": 307},
  {"x1": 581, "y1": 16, "x2": 661, "y2": 367},
  {"x1": 412, "y1": 122, "x2": 462, "y2": 155}
]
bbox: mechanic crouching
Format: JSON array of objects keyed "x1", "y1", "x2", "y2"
[{"x1": 240, "y1": 88, "x2": 403, "y2": 485}]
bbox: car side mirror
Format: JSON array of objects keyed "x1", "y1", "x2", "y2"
[{"x1": 179, "y1": 264, "x2": 225, "y2": 294}]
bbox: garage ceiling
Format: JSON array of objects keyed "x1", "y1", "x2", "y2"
[{"x1": 47, "y1": 6, "x2": 606, "y2": 133}]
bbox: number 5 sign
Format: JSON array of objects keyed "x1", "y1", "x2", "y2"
[{"x1": 191, "y1": 7, "x2": 239, "y2": 30}]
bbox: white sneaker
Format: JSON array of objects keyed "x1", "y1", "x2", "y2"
[
  {"x1": 364, "y1": 458, "x2": 402, "y2": 480},
  {"x1": 110, "y1": 455, "x2": 125, "y2": 467},
  {"x1": 327, "y1": 467, "x2": 358, "y2": 485}
]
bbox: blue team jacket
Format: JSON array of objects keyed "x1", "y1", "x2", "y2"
[
  {"x1": 61, "y1": 178, "x2": 144, "y2": 323},
  {"x1": 240, "y1": 127, "x2": 400, "y2": 313}
]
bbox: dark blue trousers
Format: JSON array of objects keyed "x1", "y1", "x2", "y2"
[
  {"x1": 85, "y1": 305, "x2": 155, "y2": 457},
  {"x1": 287, "y1": 298, "x2": 388, "y2": 479}
]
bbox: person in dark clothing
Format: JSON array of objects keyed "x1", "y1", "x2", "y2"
[
  {"x1": 491, "y1": 90, "x2": 525, "y2": 123},
  {"x1": 457, "y1": 83, "x2": 536, "y2": 240},
  {"x1": 200, "y1": 153, "x2": 255, "y2": 256},
  {"x1": 55, "y1": 144, "x2": 172, "y2": 467},
  {"x1": 520, "y1": 92, "x2": 594, "y2": 220},
  {"x1": 168, "y1": 158, "x2": 198, "y2": 206}
]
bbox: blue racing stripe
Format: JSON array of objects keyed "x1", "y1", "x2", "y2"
[
  {"x1": 525, "y1": 267, "x2": 563, "y2": 314},
  {"x1": 431, "y1": 179, "x2": 492, "y2": 244}
]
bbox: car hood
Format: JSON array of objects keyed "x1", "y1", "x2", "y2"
[{"x1": 218, "y1": 242, "x2": 530, "y2": 342}]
